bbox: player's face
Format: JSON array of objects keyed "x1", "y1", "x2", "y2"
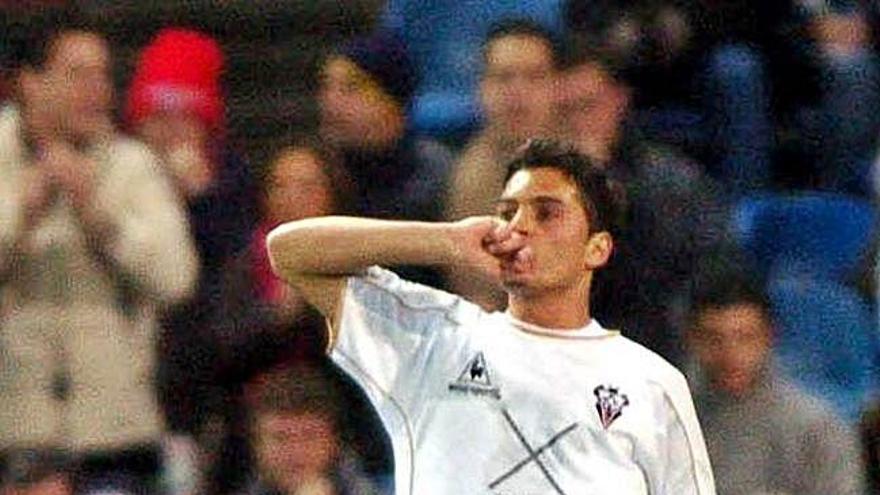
[
  {"x1": 689, "y1": 304, "x2": 771, "y2": 397},
  {"x1": 495, "y1": 167, "x2": 609, "y2": 294}
]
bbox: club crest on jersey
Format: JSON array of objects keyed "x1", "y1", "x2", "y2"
[
  {"x1": 448, "y1": 352, "x2": 501, "y2": 400},
  {"x1": 594, "y1": 384, "x2": 629, "y2": 429}
]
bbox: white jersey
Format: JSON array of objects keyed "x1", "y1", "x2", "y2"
[{"x1": 330, "y1": 267, "x2": 715, "y2": 495}]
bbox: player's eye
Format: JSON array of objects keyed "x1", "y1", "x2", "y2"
[{"x1": 535, "y1": 202, "x2": 563, "y2": 222}]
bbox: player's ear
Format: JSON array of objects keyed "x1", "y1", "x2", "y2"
[{"x1": 584, "y1": 231, "x2": 613, "y2": 269}]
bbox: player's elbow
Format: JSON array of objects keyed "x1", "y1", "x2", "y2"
[{"x1": 266, "y1": 222, "x2": 304, "y2": 280}]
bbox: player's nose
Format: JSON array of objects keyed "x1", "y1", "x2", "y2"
[{"x1": 508, "y1": 207, "x2": 533, "y2": 235}]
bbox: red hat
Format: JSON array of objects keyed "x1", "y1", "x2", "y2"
[{"x1": 126, "y1": 28, "x2": 225, "y2": 130}]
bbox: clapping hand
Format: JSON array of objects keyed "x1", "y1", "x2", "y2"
[{"x1": 35, "y1": 139, "x2": 97, "y2": 212}]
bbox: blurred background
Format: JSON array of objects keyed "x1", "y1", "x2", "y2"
[{"x1": 2, "y1": 0, "x2": 880, "y2": 494}]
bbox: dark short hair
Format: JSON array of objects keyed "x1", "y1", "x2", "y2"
[
  {"x1": 483, "y1": 18, "x2": 563, "y2": 69},
  {"x1": 335, "y1": 28, "x2": 416, "y2": 106},
  {"x1": 2, "y1": 6, "x2": 98, "y2": 72},
  {"x1": 687, "y1": 267, "x2": 771, "y2": 325},
  {"x1": 503, "y1": 139, "x2": 625, "y2": 234}
]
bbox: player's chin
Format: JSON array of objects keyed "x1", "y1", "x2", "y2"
[
  {"x1": 501, "y1": 279, "x2": 528, "y2": 297},
  {"x1": 500, "y1": 270, "x2": 533, "y2": 292},
  {"x1": 500, "y1": 265, "x2": 525, "y2": 281}
]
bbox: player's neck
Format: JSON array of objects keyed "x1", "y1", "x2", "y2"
[{"x1": 507, "y1": 283, "x2": 591, "y2": 330}]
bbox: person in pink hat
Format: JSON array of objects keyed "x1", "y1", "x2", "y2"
[
  {"x1": 125, "y1": 27, "x2": 260, "y2": 493},
  {"x1": 127, "y1": 28, "x2": 227, "y2": 197}
]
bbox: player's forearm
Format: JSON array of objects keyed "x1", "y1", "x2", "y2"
[{"x1": 267, "y1": 216, "x2": 460, "y2": 277}]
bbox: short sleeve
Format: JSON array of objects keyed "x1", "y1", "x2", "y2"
[
  {"x1": 330, "y1": 266, "x2": 478, "y2": 414},
  {"x1": 0, "y1": 153, "x2": 23, "y2": 274},
  {"x1": 644, "y1": 371, "x2": 717, "y2": 495},
  {"x1": 0, "y1": 112, "x2": 25, "y2": 276}
]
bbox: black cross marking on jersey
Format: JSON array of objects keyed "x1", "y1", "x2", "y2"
[{"x1": 488, "y1": 408, "x2": 578, "y2": 494}]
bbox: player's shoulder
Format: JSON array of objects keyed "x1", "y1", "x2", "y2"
[
  {"x1": 607, "y1": 333, "x2": 691, "y2": 396},
  {"x1": 348, "y1": 266, "x2": 485, "y2": 326}
]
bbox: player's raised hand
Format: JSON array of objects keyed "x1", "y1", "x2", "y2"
[
  {"x1": 483, "y1": 220, "x2": 527, "y2": 258},
  {"x1": 449, "y1": 216, "x2": 522, "y2": 284}
]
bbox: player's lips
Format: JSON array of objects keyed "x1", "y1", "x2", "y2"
[{"x1": 501, "y1": 246, "x2": 534, "y2": 274}]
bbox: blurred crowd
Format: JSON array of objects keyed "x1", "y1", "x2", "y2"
[{"x1": 1, "y1": 0, "x2": 880, "y2": 494}]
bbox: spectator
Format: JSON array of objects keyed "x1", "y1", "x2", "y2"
[
  {"x1": 124, "y1": 26, "x2": 260, "y2": 455},
  {"x1": 444, "y1": 19, "x2": 561, "y2": 310},
  {"x1": 379, "y1": 0, "x2": 564, "y2": 139},
  {"x1": 239, "y1": 363, "x2": 384, "y2": 495},
  {"x1": 684, "y1": 270, "x2": 865, "y2": 495},
  {"x1": 200, "y1": 140, "x2": 388, "y2": 492},
  {"x1": 318, "y1": 28, "x2": 452, "y2": 286},
  {"x1": 209, "y1": 139, "x2": 353, "y2": 383},
  {"x1": 783, "y1": 0, "x2": 880, "y2": 195},
  {"x1": 558, "y1": 42, "x2": 729, "y2": 365},
  {"x1": 566, "y1": 1, "x2": 880, "y2": 196},
  {"x1": 565, "y1": 0, "x2": 783, "y2": 195},
  {"x1": 318, "y1": 28, "x2": 451, "y2": 222},
  {"x1": 0, "y1": 8, "x2": 198, "y2": 493}
]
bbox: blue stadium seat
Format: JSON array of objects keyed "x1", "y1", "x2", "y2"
[
  {"x1": 730, "y1": 192, "x2": 877, "y2": 282},
  {"x1": 768, "y1": 276, "x2": 879, "y2": 422}
]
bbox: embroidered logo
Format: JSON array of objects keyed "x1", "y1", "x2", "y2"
[
  {"x1": 593, "y1": 384, "x2": 629, "y2": 429},
  {"x1": 448, "y1": 352, "x2": 501, "y2": 399}
]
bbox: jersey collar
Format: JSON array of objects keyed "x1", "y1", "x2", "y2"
[{"x1": 503, "y1": 312, "x2": 615, "y2": 339}]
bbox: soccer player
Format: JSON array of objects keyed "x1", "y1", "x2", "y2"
[{"x1": 267, "y1": 140, "x2": 715, "y2": 494}]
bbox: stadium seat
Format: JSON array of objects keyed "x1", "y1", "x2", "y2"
[{"x1": 730, "y1": 192, "x2": 877, "y2": 282}]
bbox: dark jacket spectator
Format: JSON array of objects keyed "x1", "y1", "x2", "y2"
[{"x1": 318, "y1": 29, "x2": 452, "y2": 286}]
